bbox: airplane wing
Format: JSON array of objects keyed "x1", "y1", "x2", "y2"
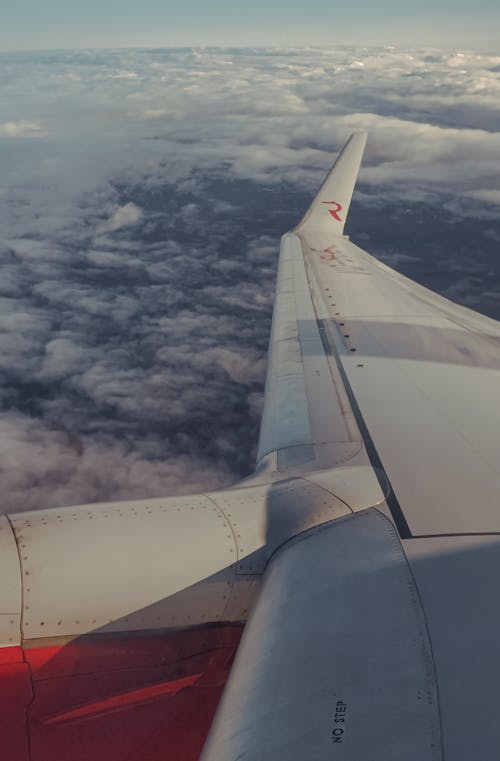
[
  {"x1": 2, "y1": 134, "x2": 500, "y2": 760},
  {"x1": 201, "y1": 134, "x2": 500, "y2": 760}
]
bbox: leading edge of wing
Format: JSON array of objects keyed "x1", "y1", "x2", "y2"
[
  {"x1": 255, "y1": 132, "x2": 385, "y2": 514},
  {"x1": 256, "y1": 132, "x2": 369, "y2": 474}
]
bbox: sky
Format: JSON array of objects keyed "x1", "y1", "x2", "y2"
[
  {"x1": 1, "y1": 45, "x2": 500, "y2": 512},
  {"x1": 1, "y1": 0, "x2": 500, "y2": 51}
]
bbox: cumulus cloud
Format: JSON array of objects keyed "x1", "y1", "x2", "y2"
[
  {"x1": 99, "y1": 202, "x2": 143, "y2": 232},
  {"x1": 0, "y1": 120, "x2": 44, "y2": 137},
  {"x1": 0, "y1": 45, "x2": 499, "y2": 512}
]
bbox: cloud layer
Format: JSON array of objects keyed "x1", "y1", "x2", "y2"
[{"x1": 1, "y1": 46, "x2": 500, "y2": 511}]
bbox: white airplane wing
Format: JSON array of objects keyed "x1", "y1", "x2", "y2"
[{"x1": 201, "y1": 133, "x2": 500, "y2": 760}]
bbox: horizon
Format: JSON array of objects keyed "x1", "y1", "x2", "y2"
[{"x1": 1, "y1": 0, "x2": 499, "y2": 54}]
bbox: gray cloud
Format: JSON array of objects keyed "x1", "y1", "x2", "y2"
[{"x1": 1, "y1": 46, "x2": 499, "y2": 512}]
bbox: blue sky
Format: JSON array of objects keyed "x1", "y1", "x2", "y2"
[{"x1": 2, "y1": 0, "x2": 500, "y2": 51}]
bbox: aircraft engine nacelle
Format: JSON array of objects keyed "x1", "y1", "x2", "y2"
[{"x1": 1, "y1": 488, "x2": 269, "y2": 652}]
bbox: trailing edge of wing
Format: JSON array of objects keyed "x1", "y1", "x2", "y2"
[{"x1": 295, "y1": 131, "x2": 367, "y2": 236}]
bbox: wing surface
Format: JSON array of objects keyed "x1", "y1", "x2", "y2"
[
  {"x1": 202, "y1": 134, "x2": 500, "y2": 761},
  {"x1": 300, "y1": 214, "x2": 500, "y2": 537},
  {"x1": 258, "y1": 131, "x2": 500, "y2": 537}
]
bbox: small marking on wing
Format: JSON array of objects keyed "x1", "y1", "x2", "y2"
[
  {"x1": 321, "y1": 201, "x2": 343, "y2": 222},
  {"x1": 42, "y1": 672, "x2": 203, "y2": 725}
]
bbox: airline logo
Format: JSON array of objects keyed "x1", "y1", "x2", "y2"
[{"x1": 321, "y1": 201, "x2": 343, "y2": 222}]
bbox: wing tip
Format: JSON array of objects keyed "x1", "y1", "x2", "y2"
[{"x1": 295, "y1": 131, "x2": 368, "y2": 236}]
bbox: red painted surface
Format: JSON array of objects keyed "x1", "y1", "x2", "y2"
[
  {"x1": 43, "y1": 672, "x2": 203, "y2": 725},
  {"x1": 320, "y1": 244, "x2": 339, "y2": 263},
  {"x1": 0, "y1": 625, "x2": 243, "y2": 761},
  {"x1": 0, "y1": 645, "x2": 24, "y2": 664},
  {"x1": 321, "y1": 201, "x2": 343, "y2": 222},
  {"x1": 0, "y1": 660, "x2": 32, "y2": 761}
]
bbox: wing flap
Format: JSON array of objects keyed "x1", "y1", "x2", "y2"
[
  {"x1": 201, "y1": 510, "x2": 441, "y2": 761},
  {"x1": 300, "y1": 231, "x2": 500, "y2": 536}
]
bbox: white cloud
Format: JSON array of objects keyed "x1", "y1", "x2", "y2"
[
  {"x1": 1, "y1": 45, "x2": 500, "y2": 512},
  {"x1": 0, "y1": 120, "x2": 44, "y2": 137},
  {"x1": 466, "y1": 189, "x2": 500, "y2": 205},
  {"x1": 99, "y1": 202, "x2": 143, "y2": 232}
]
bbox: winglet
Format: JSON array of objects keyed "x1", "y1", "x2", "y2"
[{"x1": 295, "y1": 132, "x2": 367, "y2": 237}]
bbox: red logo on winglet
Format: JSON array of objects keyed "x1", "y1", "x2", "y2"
[{"x1": 321, "y1": 201, "x2": 343, "y2": 222}]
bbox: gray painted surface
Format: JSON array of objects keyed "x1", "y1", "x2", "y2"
[
  {"x1": 202, "y1": 510, "x2": 441, "y2": 761},
  {"x1": 405, "y1": 535, "x2": 500, "y2": 760}
]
